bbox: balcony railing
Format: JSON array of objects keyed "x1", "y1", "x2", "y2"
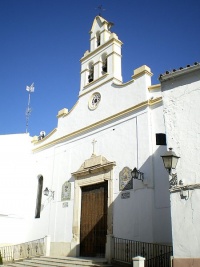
[{"x1": 0, "y1": 236, "x2": 47, "y2": 264}]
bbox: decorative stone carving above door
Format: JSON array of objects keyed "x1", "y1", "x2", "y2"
[{"x1": 72, "y1": 154, "x2": 116, "y2": 178}]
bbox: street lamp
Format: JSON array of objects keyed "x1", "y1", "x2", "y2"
[
  {"x1": 131, "y1": 167, "x2": 144, "y2": 181},
  {"x1": 161, "y1": 148, "x2": 180, "y2": 187},
  {"x1": 161, "y1": 148, "x2": 180, "y2": 174}
]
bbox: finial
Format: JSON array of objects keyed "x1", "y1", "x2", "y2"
[{"x1": 96, "y1": 5, "x2": 106, "y2": 16}]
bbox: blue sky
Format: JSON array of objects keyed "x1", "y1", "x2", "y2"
[{"x1": 0, "y1": 0, "x2": 199, "y2": 136}]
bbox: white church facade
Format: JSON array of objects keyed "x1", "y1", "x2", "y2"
[{"x1": 2, "y1": 16, "x2": 199, "y2": 264}]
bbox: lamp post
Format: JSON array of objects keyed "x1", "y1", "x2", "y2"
[{"x1": 161, "y1": 148, "x2": 180, "y2": 187}]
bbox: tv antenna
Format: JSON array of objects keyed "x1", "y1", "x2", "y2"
[{"x1": 25, "y1": 83, "x2": 34, "y2": 133}]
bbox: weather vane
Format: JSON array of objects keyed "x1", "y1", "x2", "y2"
[
  {"x1": 25, "y1": 83, "x2": 34, "y2": 133},
  {"x1": 96, "y1": 5, "x2": 106, "y2": 16}
]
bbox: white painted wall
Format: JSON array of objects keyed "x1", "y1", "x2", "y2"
[
  {"x1": 160, "y1": 66, "x2": 200, "y2": 257},
  {"x1": 0, "y1": 133, "x2": 36, "y2": 245},
  {"x1": 31, "y1": 93, "x2": 171, "y2": 246}
]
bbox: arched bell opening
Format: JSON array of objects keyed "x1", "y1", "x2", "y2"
[
  {"x1": 101, "y1": 53, "x2": 108, "y2": 73},
  {"x1": 88, "y1": 62, "x2": 94, "y2": 83}
]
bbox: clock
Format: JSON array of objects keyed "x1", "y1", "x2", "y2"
[{"x1": 89, "y1": 92, "x2": 101, "y2": 110}]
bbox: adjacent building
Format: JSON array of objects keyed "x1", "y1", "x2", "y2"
[{"x1": 160, "y1": 63, "x2": 200, "y2": 266}]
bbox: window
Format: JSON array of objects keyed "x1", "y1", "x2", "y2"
[{"x1": 35, "y1": 175, "x2": 43, "y2": 218}]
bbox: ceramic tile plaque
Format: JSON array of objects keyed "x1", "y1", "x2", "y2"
[
  {"x1": 121, "y1": 192, "x2": 130, "y2": 199},
  {"x1": 119, "y1": 166, "x2": 133, "y2": 191},
  {"x1": 61, "y1": 181, "x2": 71, "y2": 201}
]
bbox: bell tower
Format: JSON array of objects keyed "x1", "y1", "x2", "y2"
[{"x1": 79, "y1": 16, "x2": 123, "y2": 95}]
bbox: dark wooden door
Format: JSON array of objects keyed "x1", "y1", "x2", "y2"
[{"x1": 80, "y1": 182, "x2": 108, "y2": 257}]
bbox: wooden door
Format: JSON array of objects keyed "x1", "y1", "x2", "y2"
[{"x1": 80, "y1": 182, "x2": 108, "y2": 257}]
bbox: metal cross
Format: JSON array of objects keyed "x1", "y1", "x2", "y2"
[
  {"x1": 96, "y1": 5, "x2": 106, "y2": 16},
  {"x1": 92, "y1": 139, "x2": 97, "y2": 155}
]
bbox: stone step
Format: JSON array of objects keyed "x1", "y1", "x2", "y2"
[{"x1": 5, "y1": 256, "x2": 113, "y2": 267}]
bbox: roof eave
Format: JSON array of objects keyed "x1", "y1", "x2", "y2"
[{"x1": 159, "y1": 64, "x2": 200, "y2": 82}]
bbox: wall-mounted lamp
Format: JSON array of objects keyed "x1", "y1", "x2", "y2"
[
  {"x1": 131, "y1": 167, "x2": 144, "y2": 181},
  {"x1": 43, "y1": 187, "x2": 55, "y2": 200},
  {"x1": 161, "y1": 148, "x2": 180, "y2": 188}
]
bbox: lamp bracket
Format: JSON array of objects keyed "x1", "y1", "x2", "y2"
[
  {"x1": 44, "y1": 187, "x2": 55, "y2": 200},
  {"x1": 50, "y1": 190, "x2": 55, "y2": 200},
  {"x1": 169, "y1": 173, "x2": 178, "y2": 189}
]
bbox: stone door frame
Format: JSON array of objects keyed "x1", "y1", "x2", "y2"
[{"x1": 71, "y1": 155, "x2": 116, "y2": 261}]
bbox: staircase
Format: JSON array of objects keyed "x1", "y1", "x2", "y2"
[{"x1": 4, "y1": 256, "x2": 113, "y2": 267}]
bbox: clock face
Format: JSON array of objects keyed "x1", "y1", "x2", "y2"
[{"x1": 89, "y1": 92, "x2": 101, "y2": 110}]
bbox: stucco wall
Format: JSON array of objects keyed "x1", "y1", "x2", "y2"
[
  {"x1": 31, "y1": 99, "x2": 171, "y2": 246},
  {"x1": 0, "y1": 133, "x2": 36, "y2": 244},
  {"x1": 161, "y1": 67, "x2": 200, "y2": 257}
]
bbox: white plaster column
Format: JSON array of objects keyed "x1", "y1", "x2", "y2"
[
  {"x1": 93, "y1": 62, "x2": 99, "y2": 81},
  {"x1": 98, "y1": 60, "x2": 103, "y2": 77},
  {"x1": 101, "y1": 29, "x2": 110, "y2": 43},
  {"x1": 107, "y1": 47, "x2": 122, "y2": 82},
  {"x1": 80, "y1": 68, "x2": 90, "y2": 90},
  {"x1": 90, "y1": 36, "x2": 96, "y2": 52}
]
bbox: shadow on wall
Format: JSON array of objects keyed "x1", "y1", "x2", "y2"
[
  {"x1": 113, "y1": 145, "x2": 171, "y2": 244},
  {"x1": 70, "y1": 143, "x2": 172, "y2": 259}
]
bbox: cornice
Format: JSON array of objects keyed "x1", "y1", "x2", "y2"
[
  {"x1": 112, "y1": 79, "x2": 134, "y2": 87},
  {"x1": 159, "y1": 64, "x2": 200, "y2": 82},
  {"x1": 32, "y1": 128, "x2": 57, "y2": 144},
  {"x1": 79, "y1": 76, "x2": 123, "y2": 97},
  {"x1": 132, "y1": 69, "x2": 153, "y2": 80},
  {"x1": 72, "y1": 159, "x2": 116, "y2": 178},
  {"x1": 82, "y1": 73, "x2": 109, "y2": 90},
  {"x1": 108, "y1": 50, "x2": 122, "y2": 58},
  {"x1": 57, "y1": 108, "x2": 68, "y2": 118},
  {"x1": 32, "y1": 97, "x2": 162, "y2": 152},
  {"x1": 80, "y1": 37, "x2": 123, "y2": 63},
  {"x1": 72, "y1": 162, "x2": 116, "y2": 177},
  {"x1": 148, "y1": 84, "x2": 161, "y2": 91},
  {"x1": 148, "y1": 96, "x2": 162, "y2": 105},
  {"x1": 62, "y1": 101, "x2": 79, "y2": 118}
]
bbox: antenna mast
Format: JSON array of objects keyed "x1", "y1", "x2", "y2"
[{"x1": 25, "y1": 83, "x2": 34, "y2": 133}]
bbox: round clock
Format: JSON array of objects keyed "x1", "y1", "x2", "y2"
[{"x1": 89, "y1": 92, "x2": 101, "y2": 110}]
